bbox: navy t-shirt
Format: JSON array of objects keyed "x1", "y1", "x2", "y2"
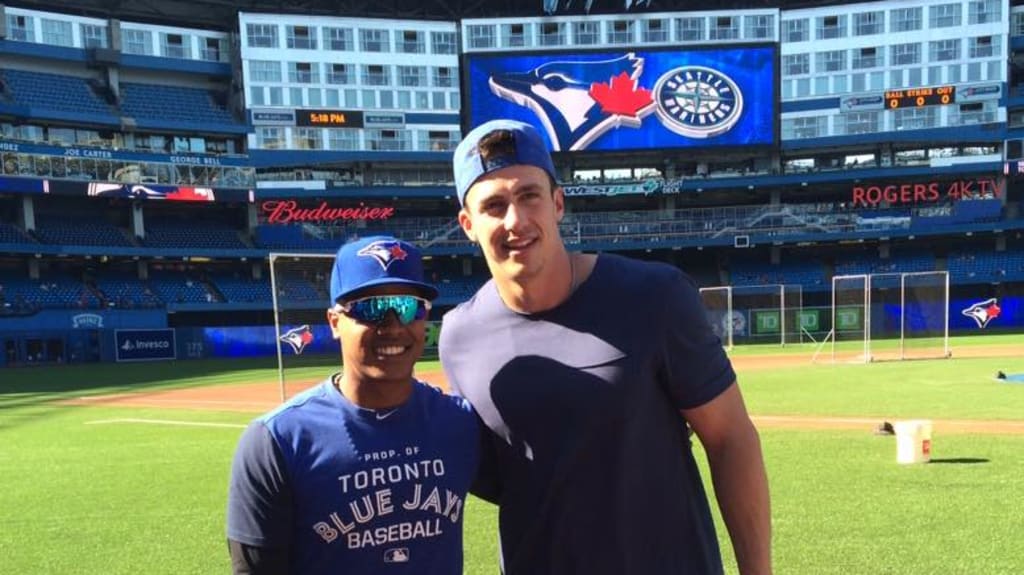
[
  {"x1": 440, "y1": 254, "x2": 735, "y2": 575},
  {"x1": 226, "y1": 379, "x2": 479, "y2": 574}
]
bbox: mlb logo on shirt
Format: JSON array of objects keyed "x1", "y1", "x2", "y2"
[{"x1": 384, "y1": 547, "x2": 409, "y2": 563}]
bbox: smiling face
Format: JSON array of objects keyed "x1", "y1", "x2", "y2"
[
  {"x1": 327, "y1": 283, "x2": 427, "y2": 399},
  {"x1": 458, "y1": 164, "x2": 565, "y2": 288}
]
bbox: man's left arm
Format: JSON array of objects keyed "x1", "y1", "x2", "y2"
[{"x1": 683, "y1": 382, "x2": 771, "y2": 575}]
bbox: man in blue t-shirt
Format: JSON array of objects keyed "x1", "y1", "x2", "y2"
[
  {"x1": 227, "y1": 235, "x2": 478, "y2": 574},
  {"x1": 441, "y1": 120, "x2": 771, "y2": 574}
]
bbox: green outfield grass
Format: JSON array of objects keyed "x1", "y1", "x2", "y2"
[{"x1": 1, "y1": 334, "x2": 1022, "y2": 573}]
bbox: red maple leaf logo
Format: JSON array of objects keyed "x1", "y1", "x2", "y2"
[
  {"x1": 389, "y1": 244, "x2": 408, "y2": 261},
  {"x1": 987, "y1": 303, "x2": 1001, "y2": 319},
  {"x1": 589, "y1": 72, "x2": 654, "y2": 118}
]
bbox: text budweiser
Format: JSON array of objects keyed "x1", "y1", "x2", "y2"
[{"x1": 262, "y1": 201, "x2": 395, "y2": 224}]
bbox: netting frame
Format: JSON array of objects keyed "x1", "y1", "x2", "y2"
[
  {"x1": 269, "y1": 251, "x2": 336, "y2": 403},
  {"x1": 699, "y1": 283, "x2": 805, "y2": 349},
  {"x1": 829, "y1": 271, "x2": 950, "y2": 363}
]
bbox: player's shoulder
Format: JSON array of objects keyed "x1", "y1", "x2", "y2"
[
  {"x1": 415, "y1": 380, "x2": 475, "y2": 418},
  {"x1": 260, "y1": 378, "x2": 334, "y2": 425},
  {"x1": 439, "y1": 278, "x2": 497, "y2": 337}
]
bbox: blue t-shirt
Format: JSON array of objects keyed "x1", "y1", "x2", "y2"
[
  {"x1": 440, "y1": 254, "x2": 735, "y2": 575},
  {"x1": 226, "y1": 379, "x2": 479, "y2": 574}
]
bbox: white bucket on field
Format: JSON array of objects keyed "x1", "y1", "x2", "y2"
[{"x1": 893, "y1": 420, "x2": 932, "y2": 464}]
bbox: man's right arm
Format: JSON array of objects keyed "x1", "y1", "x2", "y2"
[{"x1": 226, "y1": 422, "x2": 293, "y2": 574}]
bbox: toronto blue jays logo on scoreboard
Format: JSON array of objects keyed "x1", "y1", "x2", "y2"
[{"x1": 466, "y1": 46, "x2": 775, "y2": 152}]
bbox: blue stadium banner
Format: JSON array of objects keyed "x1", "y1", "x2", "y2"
[
  {"x1": 115, "y1": 329, "x2": 177, "y2": 362},
  {"x1": 463, "y1": 45, "x2": 776, "y2": 152}
]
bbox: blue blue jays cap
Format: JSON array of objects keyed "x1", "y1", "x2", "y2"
[
  {"x1": 453, "y1": 119, "x2": 558, "y2": 207},
  {"x1": 329, "y1": 235, "x2": 438, "y2": 304}
]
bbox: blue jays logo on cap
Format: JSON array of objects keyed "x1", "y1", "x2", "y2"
[
  {"x1": 357, "y1": 240, "x2": 408, "y2": 270},
  {"x1": 279, "y1": 325, "x2": 314, "y2": 354}
]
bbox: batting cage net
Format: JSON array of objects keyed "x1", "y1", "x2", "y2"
[
  {"x1": 828, "y1": 271, "x2": 949, "y2": 363},
  {"x1": 700, "y1": 284, "x2": 805, "y2": 349},
  {"x1": 269, "y1": 252, "x2": 339, "y2": 401}
]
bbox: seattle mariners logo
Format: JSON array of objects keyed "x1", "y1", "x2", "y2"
[
  {"x1": 653, "y1": 66, "x2": 743, "y2": 138},
  {"x1": 961, "y1": 298, "x2": 1001, "y2": 329},
  {"x1": 358, "y1": 240, "x2": 408, "y2": 270},
  {"x1": 487, "y1": 54, "x2": 744, "y2": 150},
  {"x1": 279, "y1": 325, "x2": 314, "y2": 354}
]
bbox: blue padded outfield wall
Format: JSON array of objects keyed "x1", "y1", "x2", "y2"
[{"x1": 0, "y1": 299, "x2": 1017, "y2": 367}]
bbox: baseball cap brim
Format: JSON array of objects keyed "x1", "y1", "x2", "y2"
[{"x1": 334, "y1": 277, "x2": 439, "y2": 303}]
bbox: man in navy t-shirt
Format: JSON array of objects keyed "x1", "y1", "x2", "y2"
[
  {"x1": 227, "y1": 236, "x2": 478, "y2": 574},
  {"x1": 441, "y1": 120, "x2": 771, "y2": 574}
]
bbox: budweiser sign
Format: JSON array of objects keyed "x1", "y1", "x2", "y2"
[{"x1": 262, "y1": 201, "x2": 396, "y2": 224}]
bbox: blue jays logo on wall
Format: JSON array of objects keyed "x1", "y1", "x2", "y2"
[
  {"x1": 358, "y1": 240, "x2": 408, "y2": 269},
  {"x1": 466, "y1": 46, "x2": 775, "y2": 152},
  {"x1": 279, "y1": 324, "x2": 314, "y2": 354},
  {"x1": 961, "y1": 298, "x2": 1001, "y2": 329}
]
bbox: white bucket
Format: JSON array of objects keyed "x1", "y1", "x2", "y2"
[{"x1": 893, "y1": 420, "x2": 933, "y2": 464}]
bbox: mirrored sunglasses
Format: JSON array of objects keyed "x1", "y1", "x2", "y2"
[{"x1": 339, "y1": 295, "x2": 431, "y2": 325}]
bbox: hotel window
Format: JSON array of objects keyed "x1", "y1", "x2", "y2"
[
  {"x1": 969, "y1": 36, "x2": 998, "y2": 58},
  {"x1": 398, "y1": 66, "x2": 427, "y2": 87},
  {"x1": 1012, "y1": 12, "x2": 1024, "y2": 35},
  {"x1": 431, "y1": 31, "x2": 457, "y2": 54},
  {"x1": 840, "y1": 111, "x2": 879, "y2": 135},
  {"x1": 249, "y1": 60, "x2": 282, "y2": 82},
  {"x1": 783, "y1": 54, "x2": 809, "y2": 76},
  {"x1": 433, "y1": 67, "x2": 455, "y2": 88},
  {"x1": 249, "y1": 86, "x2": 264, "y2": 106},
  {"x1": 642, "y1": 19, "x2": 667, "y2": 43},
  {"x1": 161, "y1": 33, "x2": 190, "y2": 58},
  {"x1": 676, "y1": 17, "x2": 705, "y2": 41},
  {"x1": 852, "y1": 47, "x2": 881, "y2": 69},
  {"x1": 540, "y1": 22, "x2": 566, "y2": 45},
  {"x1": 256, "y1": 127, "x2": 284, "y2": 149},
  {"x1": 201, "y1": 38, "x2": 225, "y2": 62},
  {"x1": 81, "y1": 24, "x2": 108, "y2": 48},
  {"x1": 328, "y1": 129, "x2": 359, "y2": 150},
  {"x1": 853, "y1": 11, "x2": 883, "y2": 36},
  {"x1": 816, "y1": 15, "x2": 846, "y2": 39},
  {"x1": 467, "y1": 25, "x2": 495, "y2": 49},
  {"x1": 503, "y1": 23, "x2": 527, "y2": 47},
  {"x1": 41, "y1": 19, "x2": 73, "y2": 47},
  {"x1": 929, "y1": 3, "x2": 961, "y2": 28},
  {"x1": 398, "y1": 30, "x2": 425, "y2": 53},
  {"x1": 608, "y1": 21, "x2": 634, "y2": 44},
  {"x1": 890, "y1": 7, "x2": 922, "y2": 32},
  {"x1": 782, "y1": 19, "x2": 808, "y2": 42},
  {"x1": 288, "y1": 62, "x2": 318, "y2": 83},
  {"x1": 709, "y1": 16, "x2": 739, "y2": 40},
  {"x1": 816, "y1": 50, "x2": 846, "y2": 73},
  {"x1": 286, "y1": 26, "x2": 316, "y2": 50},
  {"x1": 5, "y1": 14, "x2": 34, "y2": 42},
  {"x1": 247, "y1": 23, "x2": 277, "y2": 48},
  {"x1": 968, "y1": 0, "x2": 1000, "y2": 24},
  {"x1": 574, "y1": 21, "x2": 599, "y2": 45},
  {"x1": 323, "y1": 27, "x2": 353, "y2": 51},
  {"x1": 360, "y1": 29, "x2": 390, "y2": 52},
  {"x1": 122, "y1": 29, "x2": 152, "y2": 55},
  {"x1": 327, "y1": 63, "x2": 351, "y2": 85},
  {"x1": 293, "y1": 128, "x2": 323, "y2": 150},
  {"x1": 362, "y1": 64, "x2": 390, "y2": 86},
  {"x1": 890, "y1": 43, "x2": 921, "y2": 66},
  {"x1": 894, "y1": 107, "x2": 937, "y2": 130},
  {"x1": 744, "y1": 15, "x2": 774, "y2": 39},
  {"x1": 929, "y1": 39, "x2": 960, "y2": 62}
]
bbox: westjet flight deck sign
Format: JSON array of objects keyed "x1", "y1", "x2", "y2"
[
  {"x1": 115, "y1": 329, "x2": 176, "y2": 362},
  {"x1": 464, "y1": 46, "x2": 776, "y2": 151}
]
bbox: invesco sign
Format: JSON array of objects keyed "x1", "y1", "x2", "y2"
[{"x1": 114, "y1": 329, "x2": 176, "y2": 362}]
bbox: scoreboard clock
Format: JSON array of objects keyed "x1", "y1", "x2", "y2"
[
  {"x1": 884, "y1": 86, "x2": 956, "y2": 109},
  {"x1": 295, "y1": 109, "x2": 364, "y2": 128}
]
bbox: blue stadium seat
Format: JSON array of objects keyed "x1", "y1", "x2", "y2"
[
  {"x1": 1, "y1": 69, "x2": 117, "y2": 120},
  {"x1": 120, "y1": 82, "x2": 236, "y2": 127}
]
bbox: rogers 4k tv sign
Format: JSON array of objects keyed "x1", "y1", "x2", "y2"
[
  {"x1": 463, "y1": 45, "x2": 776, "y2": 151},
  {"x1": 115, "y1": 329, "x2": 176, "y2": 362}
]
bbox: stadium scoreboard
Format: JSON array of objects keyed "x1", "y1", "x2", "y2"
[{"x1": 884, "y1": 86, "x2": 955, "y2": 109}]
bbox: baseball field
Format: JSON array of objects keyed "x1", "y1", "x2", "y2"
[{"x1": 1, "y1": 333, "x2": 1022, "y2": 574}]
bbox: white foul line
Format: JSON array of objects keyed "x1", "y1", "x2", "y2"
[{"x1": 85, "y1": 418, "x2": 247, "y2": 429}]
